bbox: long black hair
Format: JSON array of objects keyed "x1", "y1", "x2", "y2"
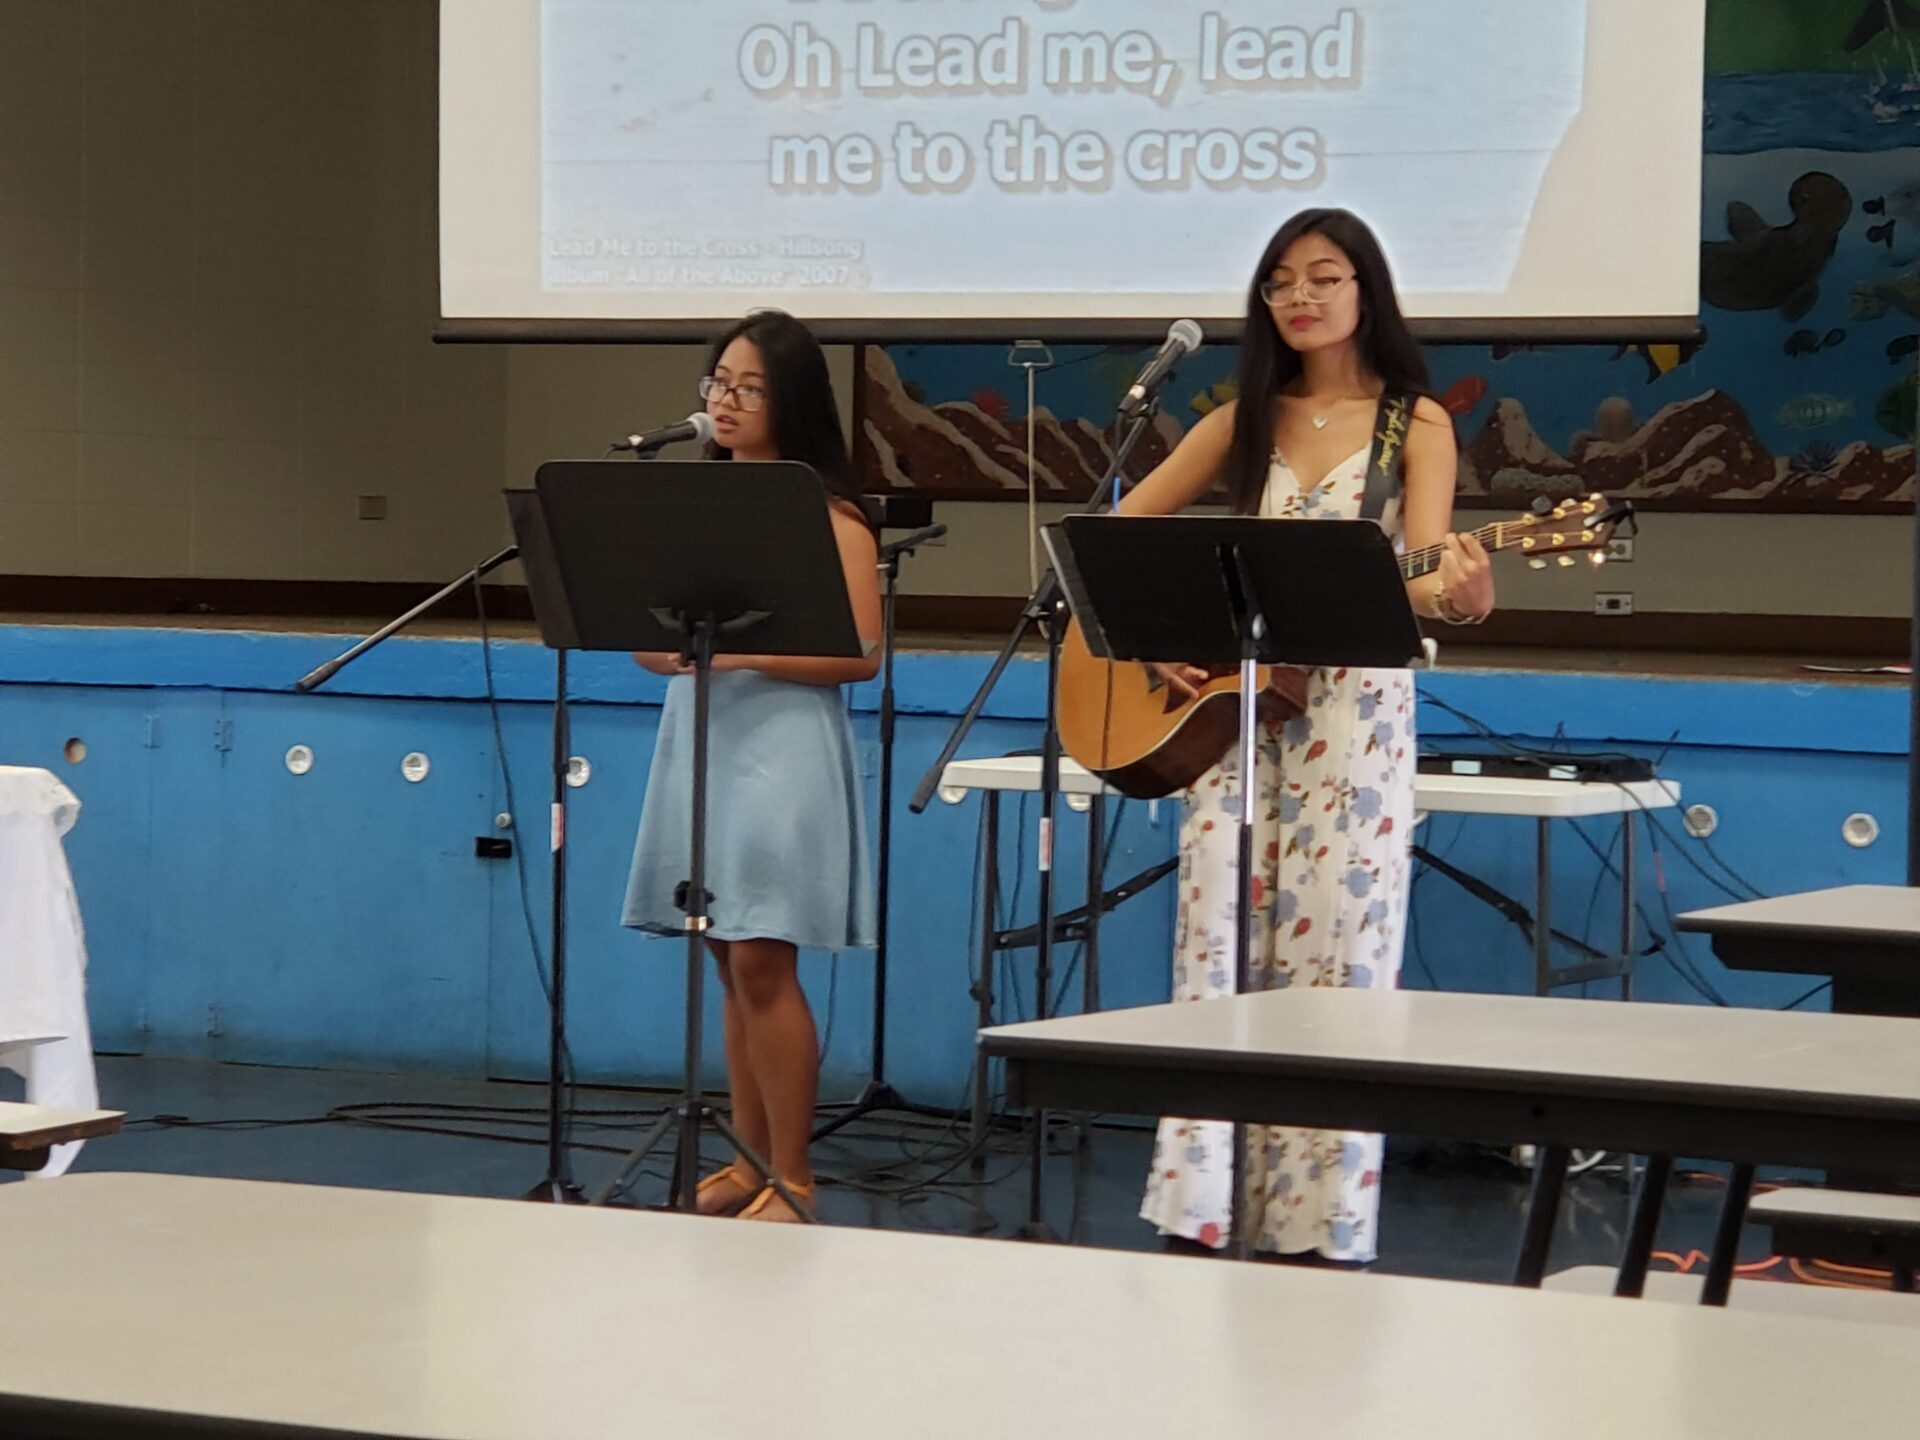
[
  {"x1": 700, "y1": 309, "x2": 861, "y2": 507},
  {"x1": 1223, "y1": 209, "x2": 1431, "y2": 514}
]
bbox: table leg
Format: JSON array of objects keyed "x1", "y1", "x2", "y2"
[
  {"x1": 970, "y1": 794, "x2": 1000, "y2": 1173},
  {"x1": 1617, "y1": 814, "x2": 1640, "y2": 1204},
  {"x1": 1084, "y1": 795, "x2": 1104, "y2": 1018},
  {"x1": 1512, "y1": 1143, "x2": 1572, "y2": 1286},
  {"x1": 1078, "y1": 796, "x2": 1106, "y2": 1156},
  {"x1": 1229, "y1": 1122, "x2": 1253, "y2": 1260},
  {"x1": 1534, "y1": 818, "x2": 1553, "y2": 997},
  {"x1": 1613, "y1": 1153, "x2": 1673, "y2": 1297},
  {"x1": 1700, "y1": 1164, "x2": 1756, "y2": 1307},
  {"x1": 1619, "y1": 812, "x2": 1635, "y2": 1002}
]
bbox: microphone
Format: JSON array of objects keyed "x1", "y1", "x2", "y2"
[
  {"x1": 611, "y1": 411, "x2": 717, "y2": 454},
  {"x1": 1120, "y1": 319, "x2": 1204, "y2": 415},
  {"x1": 878, "y1": 522, "x2": 947, "y2": 562}
]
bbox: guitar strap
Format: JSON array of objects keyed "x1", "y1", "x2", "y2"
[{"x1": 1359, "y1": 389, "x2": 1415, "y2": 523}]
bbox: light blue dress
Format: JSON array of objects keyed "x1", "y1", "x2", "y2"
[{"x1": 622, "y1": 669, "x2": 876, "y2": 951}]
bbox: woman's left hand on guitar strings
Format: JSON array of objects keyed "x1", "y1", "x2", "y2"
[{"x1": 1436, "y1": 531, "x2": 1494, "y2": 621}]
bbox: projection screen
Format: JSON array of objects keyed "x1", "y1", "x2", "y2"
[{"x1": 440, "y1": 0, "x2": 1705, "y2": 341}]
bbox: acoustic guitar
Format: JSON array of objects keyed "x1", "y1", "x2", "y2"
[{"x1": 1057, "y1": 495, "x2": 1634, "y2": 799}]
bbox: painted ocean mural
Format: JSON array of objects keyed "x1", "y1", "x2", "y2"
[{"x1": 857, "y1": 0, "x2": 1918, "y2": 512}]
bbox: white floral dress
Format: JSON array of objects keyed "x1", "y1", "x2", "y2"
[{"x1": 1139, "y1": 443, "x2": 1415, "y2": 1260}]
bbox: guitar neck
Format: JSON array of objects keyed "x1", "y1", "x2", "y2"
[{"x1": 1399, "y1": 521, "x2": 1507, "y2": 581}]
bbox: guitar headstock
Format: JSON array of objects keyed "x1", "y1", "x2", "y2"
[{"x1": 1500, "y1": 494, "x2": 1637, "y2": 570}]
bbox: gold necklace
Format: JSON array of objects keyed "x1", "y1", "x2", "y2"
[{"x1": 1300, "y1": 393, "x2": 1370, "y2": 430}]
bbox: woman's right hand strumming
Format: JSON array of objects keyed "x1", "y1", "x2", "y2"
[{"x1": 1151, "y1": 662, "x2": 1212, "y2": 699}]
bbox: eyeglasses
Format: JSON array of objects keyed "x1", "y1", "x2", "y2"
[
  {"x1": 1260, "y1": 274, "x2": 1354, "y2": 306},
  {"x1": 698, "y1": 376, "x2": 767, "y2": 411}
]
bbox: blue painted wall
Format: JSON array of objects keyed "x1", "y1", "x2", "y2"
[{"x1": 0, "y1": 624, "x2": 1907, "y2": 1096}]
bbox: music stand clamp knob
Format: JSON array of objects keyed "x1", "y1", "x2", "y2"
[{"x1": 674, "y1": 881, "x2": 715, "y2": 929}]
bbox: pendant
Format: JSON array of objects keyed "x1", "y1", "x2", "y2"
[{"x1": 1312, "y1": 414, "x2": 1329, "y2": 429}]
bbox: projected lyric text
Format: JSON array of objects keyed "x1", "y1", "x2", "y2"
[
  {"x1": 533, "y1": 0, "x2": 1592, "y2": 305},
  {"x1": 744, "y1": 10, "x2": 1361, "y2": 195}
]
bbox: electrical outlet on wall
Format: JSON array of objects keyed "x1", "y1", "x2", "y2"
[
  {"x1": 1593, "y1": 592, "x2": 1634, "y2": 616},
  {"x1": 1603, "y1": 537, "x2": 1634, "y2": 563}
]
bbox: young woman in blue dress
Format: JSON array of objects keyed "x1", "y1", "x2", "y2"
[{"x1": 624, "y1": 310, "x2": 881, "y2": 1223}]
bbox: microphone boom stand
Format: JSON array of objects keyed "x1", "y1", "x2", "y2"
[
  {"x1": 909, "y1": 394, "x2": 1167, "y2": 1240},
  {"x1": 295, "y1": 544, "x2": 587, "y2": 1205},
  {"x1": 814, "y1": 523, "x2": 953, "y2": 1140}
]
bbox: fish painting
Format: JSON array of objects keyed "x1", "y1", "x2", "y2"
[
  {"x1": 1851, "y1": 268, "x2": 1920, "y2": 322},
  {"x1": 1776, "y1": 394, "x2": 1855, "y2": 428},
  {"x1": 1864, "y1": 181, "x2": 1920, "y2": 226},
  {"x1": 1784, "y1": 327, "x2": 1849, "y2": 357},
  {"x1": 1613, "y1": 337, "x2": 1705, "y2": 383},
  {"x1": 1700, "y1": 172, "x2": 1852, "y2": 321},
  {"x1": 1189, "y1": 380, "x2": 1238, "y2": 417},
  {"x1": 1437, "y1": 375, "x2": 1488, "y2": 417}
]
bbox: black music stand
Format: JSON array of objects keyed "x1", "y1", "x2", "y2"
[
  {"x1": 1044, "y1": 514, "x2": 1422, "y2": 1257},
  {"x1": 515, "y1": 459, "x2": 867, "y2": 1218}
]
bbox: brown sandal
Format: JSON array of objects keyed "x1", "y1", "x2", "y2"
[
  {"x1": 695, "y1": 1166, "x2": 764, "y2": 1217},
  {"x1": 740, "y1": 1180, "x2": 816, "y2": 1224}
]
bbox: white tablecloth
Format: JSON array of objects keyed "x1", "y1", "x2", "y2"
[{"x1": 0, "y1": 766, "x2": 96, "y2": 1177}]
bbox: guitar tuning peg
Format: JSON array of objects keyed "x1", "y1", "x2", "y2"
[
  {"x1": 1557, "y1": 554, "x2": 1576, "y2": 567},
  {"x1": 1582, "y1": 530, "x2": 1595, "y2": 543},
  {"x1": 1588, "y1": 551, "x2": 1607, "y2": 567},
  {"x1": 1551, "y1": 533, "x2": 1566, "y2": 546},
  {"x1": 1528, "y1": 557, "x2": 1548, "y2": 570},
  {"x1": 1521, "y1": 537, "x2": 1536, "y2": 549}
]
